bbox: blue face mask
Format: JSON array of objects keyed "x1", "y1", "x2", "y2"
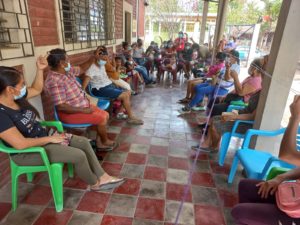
[
  {"x1": 98, "y1": 60, "x2": 107, "y2": 66},
  {"x1": 14, "y1": 85, "x2": 27, "y2": 100},
  {"x1": 64, "y1": 62, "x2": 71, "y2": 72}
]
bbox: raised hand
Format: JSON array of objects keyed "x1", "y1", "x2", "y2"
[{"x1": 36, "y1": 55, "x2": 48, "y2": 70}]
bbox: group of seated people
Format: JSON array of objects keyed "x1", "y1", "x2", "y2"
[
  {"x1": 121, "y1": 31, "x2": 211, "y2": 84},
  {"x1": 176, "y1": 33, "x2": 300, "y2": 224}
]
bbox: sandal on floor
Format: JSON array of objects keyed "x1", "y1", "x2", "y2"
[
  {"x1": 90, "y1": 177, "x2": 126, "y2": 191},
  {"x1": 96, "y1": 142, "x2": 119, "y2": 152},
  {"x1": 127, "y1": 118, "x2": 144, "y2": 125}
]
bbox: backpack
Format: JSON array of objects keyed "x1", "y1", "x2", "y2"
[{"x1": 276, "y1": 181, "x2": 300, "y2": 218}]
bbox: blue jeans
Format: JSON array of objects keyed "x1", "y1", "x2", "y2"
[
  {"x1": 189, "y1": 83, "x2": 228, "y2": 108},
  {"x1": 135, "y1": 65, "x2": 153, "y2": 84},
  {"x1": 133, "y1": 57, "x2": 145, "y2": 66}
]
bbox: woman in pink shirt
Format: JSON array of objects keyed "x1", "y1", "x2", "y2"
[{"x1": 178, "y1": 52, "x2": 226, "y2": 103}]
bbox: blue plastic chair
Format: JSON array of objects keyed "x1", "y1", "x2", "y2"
[
  {"x1": 227, "y1": 127, "x2": 300, "y2": 183},
  {"x1": 218, "y1": 120, "x2": 254, "y2": 166},
  {"x1": 76, "y1": 77, "x2": 110, "y2": 111},
  {"x1": 53, "y1": 107, "x2": 92, "y2": 129}
]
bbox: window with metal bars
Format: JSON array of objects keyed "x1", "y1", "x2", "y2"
[
  {"x1": 0, "y1": 0, "x2": 34, "y2": 61},
  {"x1": 60, "y1": 0, "x2": 115, "y2": 50}
]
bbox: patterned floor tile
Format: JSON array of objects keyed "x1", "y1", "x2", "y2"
[
  {"x1": 106, "y1": 194, "x2": 137, "y2": 217},
  {"x1": 67, "y1": 210, "x2": 102, "y2": 225},
  {"x1": 126, "y1": 152, "x2": 147, "y2": 165},
  {"x1": 49, "y1": 189, "x2": 85, "y2": 209},
  {"x1": 132, "y1": 218, "x2": 163, "y2": 225},
  {"x1": 166, "y1": 183, "x2": 192, "y2": 202},
  {"x1": 101, "y1": 162, "x2": 123, "y2": 177},
  {"x1": 149, "y1": 146, "x2": 169, "y2": 156},
  {"x1": 130, "y1": 144, "x2": 150, "y2": 154},
  {"x1": 63, "y1": 177, "x2": 88, "y2": 190},
  {"x1": 194, "y1": 204, "x2": 226, "y2": 225},
  {"x1": 140, "y1": 180, "x2": 165, "y2": 199},
  {"x1": 113, "y1": 178, "x2": 141, "y2": 196},
  {"x1": 191, "y1": 186, "x2": 219, "y2": 205},
  {"x1": 150, "y1": 137, "x2": 169, "y2": 147},
  {"x1": 135, "y1": 197, "x2": 165, "y2": 221},
  {"x1": 191, "y1": 172, "x2": 215, "y2": 187},
  {"x1": 144, "y1": 166, "x2": 167, "y2": 181},
  {"x1": 2, "y1": 204, "x2": 43, "y2": 225},
  {"x1": 168, "y1": 156, "x2": 189, "y2": 170},
  {"x1": 147, "y1": 155, "x2": 167, "y2": 168},
  {"x1": 0, "y1": 202, "x2": 11, "y2": 221},
  {"x1": 100, "y1": 215, "x2": 133, "y2": 225},
  {"x1": 165, "y1": 200, "x2": 195, "y2": 225},
  {"x1": 120, "y1": 164, "x2": 145, "y2": 179},
  {"x1": 22, "y1": 185, "x2": 53, "y2": 205},
  {"x1": 33, "y1": 208, "x2": 72, "y2": 225},
  {"x1": 167, "y1": 169, "x2": 189, "y2": 185},
  {"x1": 103, "y1": 152, "x2": 128, "y2": 164},
  {"x1": 77, "y1": 192, "x2": 110, "y2": 213}
]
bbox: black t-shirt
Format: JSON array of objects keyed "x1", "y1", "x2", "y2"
[{"x1": 0, "y1": 104, "x2": 47, "y2": 138}]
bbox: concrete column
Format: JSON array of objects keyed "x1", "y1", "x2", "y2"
[
  {"x1": 158, "y1": 22, "x2": 161, "y2": 35},
  {"x1": 200, "y1": 0, "x2": 209, "y2": 44},
  {"x1": 253, "y1": 0, "x2": 300, "y2": 153},
  {"x1": 183, "y1": 20, "x2": 187, "y2": 33},
  {"x1": 247, "y1": 24, "x2": 261, "y2": 66},
  {"x1": 211, "y1": 0, "x2": 229, "y2": 63},
  {"x1": 149, "y1": 19, "x2": 153, "y2": 40}
]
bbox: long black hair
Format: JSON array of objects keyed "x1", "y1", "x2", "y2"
[{"x1": 0, "y1": 66, "x2": 40, "y2": 117}]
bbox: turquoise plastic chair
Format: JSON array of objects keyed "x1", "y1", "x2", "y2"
[
  {"x1": 0, "y1": 121, "x2": 74, "y2": 212},
  {"x1": 227, "y1": 127, "x2": 300, "y2": 183},
  {"x1": 218, "y1": 120, "x2": 254, "y2": 166}
]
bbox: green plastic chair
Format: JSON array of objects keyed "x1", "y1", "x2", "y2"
[
  {"x1": 266, "y1": 167, "x2": 291, "y2": 180},
  {"x1": 0, "y1": 121, "x2": 74, "y2": 212}
]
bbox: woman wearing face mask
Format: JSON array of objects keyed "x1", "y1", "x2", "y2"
[
  {"x1": 45, "y1": 48, "x2": 117, "y2": 150},
  {"x1": 82, "y1": 46, "x2": 144, "y2": 125},
  {"x1": 0, "y1": 59, "x2": 125, "y2": 191}
]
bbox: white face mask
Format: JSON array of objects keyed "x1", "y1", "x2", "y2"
[
  {"x1": 14, "y1": 85, "x2": 26, "y2": 100},
  {"x1": 64, "y1": 62, "x2": 71, "y2": 72}
]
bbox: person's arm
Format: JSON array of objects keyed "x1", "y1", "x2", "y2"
[
  {"x1": 0, "y1": 127, "x2": 65, "y2": 150},
  {"x1": 278, "y1": 96, "x2": 300, "y2": 163},
  {"x1": 81, "y1": 74, "x2": 91, "y2": 91},
  {"x1": 232, "y1": 75, "x2": 257, "y2": 96},
  {"x1": 26, "y1": 56, "x2": 48, "y2": 99},
  {"x1": 224, "y1": 63, "x2": 231, "y2": 81},
  {"x1": 222, "y1": 110, "x2": 256, "y2": 122}
]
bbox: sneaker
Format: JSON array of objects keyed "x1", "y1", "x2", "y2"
[
  {"x1": 178, "y1": 106, "x2": 191, "y2": 114},
  {"x1": 116, "y1": 112, "x2": 128, "y2": 120},
  {"x1": 192, "y1": 106, "x2": 206, "y2": 111}
]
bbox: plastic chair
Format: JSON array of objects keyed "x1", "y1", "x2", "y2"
[
  {"x1": 227, "y1": 100, "x2": 248, "y2": 113},
  {"x1": 0, "y1": 121, "x2": 74, "y2": 212},
  {"x1": 53, "y1": 107, "x2": 92, "y2": 129},
  {"x1": 76, "y1": 78, "x2": 110, "y2": 111},
  {"x1": 266, "y1": 167, "x2": 291, "y2": 180},
  {"x1": 228, "y1": 127, "x2": 300, "y2": 183},
  {"x1": 218, "y1": 120, "x2": 254, "y2": 166}
]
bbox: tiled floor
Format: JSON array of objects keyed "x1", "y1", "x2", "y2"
[{"x1": 0, "y1": 81, "x2": 243, "y2": 225}]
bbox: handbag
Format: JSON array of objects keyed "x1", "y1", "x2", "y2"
[{"x1": 276, "y1": 181, "x2": 300, "y2": 218}]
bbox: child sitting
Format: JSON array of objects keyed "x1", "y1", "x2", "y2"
[
  {"x1": 113, "y1": 56, "x2": 132, "y2": 91},
  {"x1": 125, "y1": 61, "x2": 144, "y2": 94}
]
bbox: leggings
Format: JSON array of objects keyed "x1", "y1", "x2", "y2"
[
  {"x1": 232, "y1": 179, "x2": 300, "y2": 225},
  {"x1": 11, "y1": 135, "x2": 105, "y2": 185}
]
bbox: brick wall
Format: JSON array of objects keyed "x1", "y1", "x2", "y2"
[
  {"x1": 138, "y1": 0, "x2": 145, "y2": 37},
  {"x1": 27, "y1": 0, "x2": 59, "y2": 46},
  {"x1": 115, "y1": 0, "x2": 124, "y2": 39}
]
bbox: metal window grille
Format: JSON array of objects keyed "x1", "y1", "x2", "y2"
[
  {"x1": 59, "y1": 0, "x2": 115, "y2": 51},
  {"x1": 0, "y1": 0, "x2": 34, "y2": 61}
]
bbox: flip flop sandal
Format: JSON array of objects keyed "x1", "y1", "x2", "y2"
[
  {"x1": 127, "y1": 118, "x2": 144, "y2": 125},
  {"x1": 97, "y1": 177, "x2": 126, "y2": 191},
  {"x1": 96, "y1": 142, "x2": 119, "y2": 152},
  {"x1": 90, "y1": 177, "x2": 125, "y2": 191}
]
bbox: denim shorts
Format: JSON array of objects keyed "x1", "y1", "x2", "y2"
[{"x1": 92, "y1": 84, "x2": 124, "y2": 99}]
